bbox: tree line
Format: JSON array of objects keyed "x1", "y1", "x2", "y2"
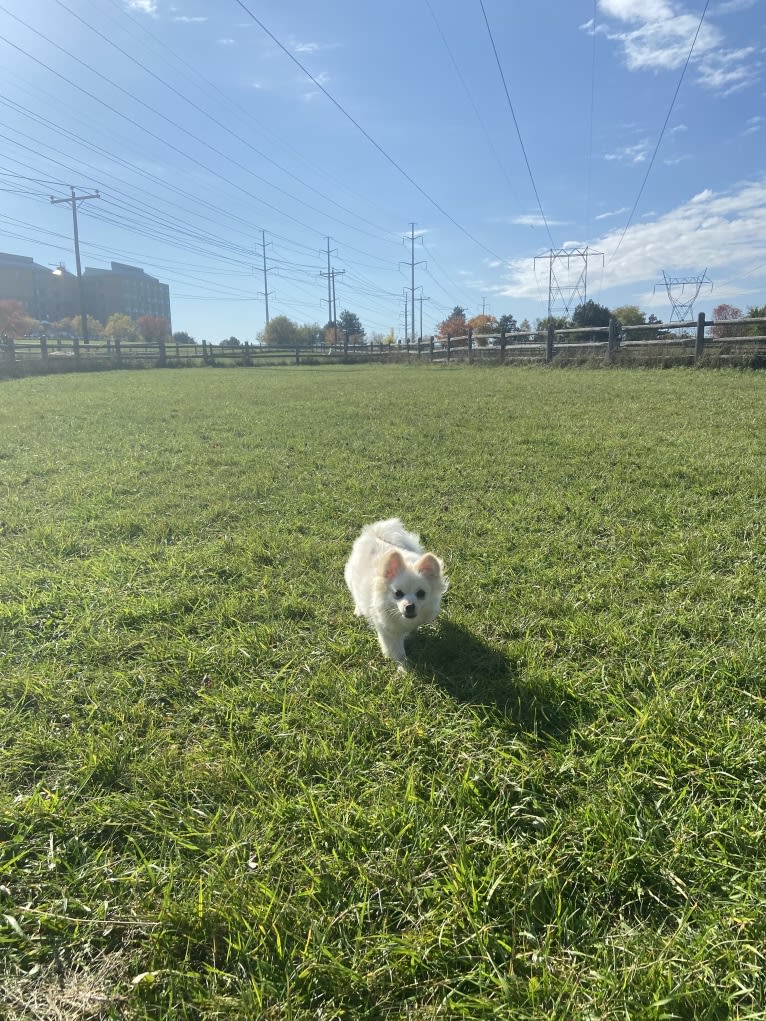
[
  {"x1": 436, "y1": 299, "x2": 766, "y2": 343},
  {"x1": 0, "y1": 300, "x2": 171, "y2": 345}
]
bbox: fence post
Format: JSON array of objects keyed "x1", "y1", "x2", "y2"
[
  {"x1": 73, "y1": 334, "x2": 81, "y2": 363},
  {"x1": 158, "y1": 335, "x2": 167, "y2": 367},
  {"x1": 40, "y1": 334, "x2": 48, "y2": 366},
  {"x1": 695, "y1": 312, "x2": 706, "y2": 363},
  {"x1": 114, "y1": 336, "x2": 122, "y2": 364},
  {"x1": 468, "y1": 327, "x2": 473, "y2": 365},
  {"x1": 430, "y1": 335, "x2": 435, "y2": 361},
  {"x1": 607, "y1": 317, "x2": 618, "y2": 361},
  {"x1": 295, "y1": 345, "x2": 300, "y2": 365},
  {"x1": 3, "y1": 334, "x2": 15, "y2": 365},
  {"x1": 446, "y1": 334, "x2": 452, "y2": 363},
  {"x1": 201, "y1": 338, "x2": 208, "y2": 364},
  {"x1": 500, "y1": 327, "x2": 506, "y2": 361},
  {"x1": 546, "y1": 324, "x2": 555, "y2": 363},
  {"x1": 417, "y1": 336, "x2": 422, "y2": 358},
  {"x1": 343, "y1": 330, "x2": 349, "y2": 356}
]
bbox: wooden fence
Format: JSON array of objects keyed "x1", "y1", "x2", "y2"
[{"x1": 3, "y1": 314, "x2": 766, "y2": 377}]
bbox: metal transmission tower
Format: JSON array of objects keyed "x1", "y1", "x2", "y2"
[
  {"x1": 659, "y1": 269, "x2": 712, "y2": 326},
  {"x1": 534, "y1": 246, "x2": 603, "y2": 321},
  {"x1": 50, "y1": 186, "x2": 100, "y2": 342},
  {"x1": 320, "y1": 239, "x2": 344, "y2": 346},
  {"x1": 400, "y1": 224, "x2": 425, "y2": 341}
]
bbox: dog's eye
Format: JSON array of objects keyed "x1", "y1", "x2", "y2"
[
  {"x1": 394, "y1": 589, "x2": 404, "y2": 600},
  {"x1": 416, "y1": 589, "x2": 426, "y2": 599}
]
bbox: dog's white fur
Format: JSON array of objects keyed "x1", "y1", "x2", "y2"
[{"x1": 344, "y1": 518, "x2": 447, "y2": 665}]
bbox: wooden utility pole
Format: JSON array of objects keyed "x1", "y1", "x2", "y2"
[{"x1": 50, "y1": 187, "x2": 100, "y2": 343}]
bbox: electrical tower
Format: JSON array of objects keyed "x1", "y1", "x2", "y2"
[
  {"x1": 320, "y1": 239, "x2": 345, "y2": 346},
  {"x1": 50, "y1": 186, "x2": 100, "y2": 342},
  {"x1": 401, "y1": 224, "x2": 425, "y2": 341},
  {"x1": 659, "y1": 269, "x2": 713, "y2": 325},
  {"x1": 534, "y1": 246, "x2": 603, "y2": 321}
]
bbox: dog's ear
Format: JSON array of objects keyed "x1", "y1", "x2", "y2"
[
  {"x1": 382, "y1": 549, "x2": 405, "y2": 582},
  {"x1": 415, "y1": 553, "x2": 442, "y2": 579}
]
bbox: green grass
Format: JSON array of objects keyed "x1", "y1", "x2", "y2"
[{"x1": 1, "y1": 364, "x2": 766, "y2": 1019}]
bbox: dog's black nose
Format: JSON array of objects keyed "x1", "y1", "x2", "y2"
[{"x1": 404, "y1": 603, "x2": 416, "y2": 618}]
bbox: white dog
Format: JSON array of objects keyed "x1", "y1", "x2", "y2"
[{"x1": 344, "y1": 518, "x2": 447, "y2": 665}]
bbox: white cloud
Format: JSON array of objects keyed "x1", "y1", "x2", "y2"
[
  {"x1": 604, "y1": 139, "x2": 651, "y2": 163},
  {"x1": 218, "y1": 38, "x2": 236, "y2": 46},
  {"x1": 126, "y1": 0, "x2": 157, "y2": 13},
  {"x1": 595, "y1": 207, "x2": 629, "y2": 219},
  {"x1": 173, "y1": 15, "x2": 208, "y2": 22},
  {"x1": 498, "y1": 180, "x2": 766, "y2": 304},
  {"x1": 511, "y1": 214, "x2": 568, "y2": 227},
  {"x1": 294, "y1": 41, "x2": 320, "y2": 54},
  {"x1": 592, "y1": 0, "x2": 761, "y2": 94},
  {"x1": 742, "y1": 115, "x2": 764, "y2": 135}
]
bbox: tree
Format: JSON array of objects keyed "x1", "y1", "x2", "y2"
[
  {"x1": 745, "y1": 304, "x2": 766, "y2": 337},
  {"x1": 220, "y1": 336, "x2": 241, "y2": 347},
  {"x1": 0, "y1": 300, "x2": 35, "y2": 339},
  {"x1": 137, "y1": 315, "x2": 170, "y2": 343},
  {"x1": 536, "y1": 315, "x2": 569, "y2": 332},
  {"x1": 571, "y1": 300, "x2": 611, "y2": 329},
  {"x1": 295, "y1": 323, "x2": 323, "y2": 347},
  {"x1": 262, "y1": 315, "x2": 300, "y2": 347},
  {"x1": 173, "y1": 330, "x2": 195, "y2": 346},
  {"x1": 338, "y1": 309, "x2": 365, "y2": 343},
  {"x1": 497, "y1": 313, "x2": 518, "y2": 335},
  {"x1": 437, "y1": 306, "x2": 467, "y2": 339},
  {"x1": 54, "y1": 314, "x2": 103, "y2": 339},
  {"x1": 611, "y1": 305, "x2": 645, "y2": 328},
  {"x1": 466, "y1": 314, "x2": 498, "y2": 346},
  {"x1": 711, "y1": 303, "x2": 742, "y2": 339},
  {"x1": 104, "y1": 313, "x2": 140, "y2": 343}
]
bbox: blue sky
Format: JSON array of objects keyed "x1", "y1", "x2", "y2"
[{"x1": 1, "y1": 0, "x2": 764, "y2": 341}]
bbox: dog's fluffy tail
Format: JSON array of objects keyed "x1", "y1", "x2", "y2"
[{"x1": 363, "y1": 518, "x2": 421, "y2": 551}]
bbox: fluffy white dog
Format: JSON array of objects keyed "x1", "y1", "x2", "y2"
[{"x1": 344, "y1": 518, "x2": 447, "y2": 665}]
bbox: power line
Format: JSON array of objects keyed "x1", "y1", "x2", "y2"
[
  {"x1": 477, "y1": 0, "x2": 554, "y2": 249},
  {"x1": 233, "y1": 0, "x2": 506, "y2": 262},
  {"x1": 610, "y1": 0, "x2": 711, "y2": 259}
]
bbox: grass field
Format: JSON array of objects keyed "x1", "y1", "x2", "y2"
[{"x1": 1, "y1": 364, "x2": 766, "y2": 1020}]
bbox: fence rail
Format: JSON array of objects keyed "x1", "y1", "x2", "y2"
[{"x1": 3, "y1": 314, "x2": 766, "y2": 377}]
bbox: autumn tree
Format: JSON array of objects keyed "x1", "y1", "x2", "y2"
[
  {"x1": 137, "y1": 315, "x2": 170, "y2": 343},
  {"x1": 104, "y1": 313, "x2": 140, "y2": 343},
  {"x1": 710, "y1": 303, "x2": 742, "y2": 339},
  {"x1": 437, "y1": 306, "x2": 467, "y2": 339},
  {"x1": 52, "y1": 314, "x2": 103, "y2": 339},
  {"x1": 0, "y1": 300, "x2": 35, "y2": 339},
  {"x1": 466, "y1": 314, "x2": 498, "y2": 346}
]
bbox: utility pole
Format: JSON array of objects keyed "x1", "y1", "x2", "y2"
[
  {"x1": 400, "y1": 224, "x2": 425, "y2": 342},
  {"x1": 419, "y1": 293, "x2": 430, "y2": 342},
  {"x1": 320, "y1": 239, "x2": 344, "y2": 346},
  {"x1": 259, "y1": 230, "x2": 273, "y2": 326},
  {"x1": 50, "y1": 186, "x2": 100, "y2": 342}
]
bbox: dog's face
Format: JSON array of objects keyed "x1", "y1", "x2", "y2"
[{"x1": 380, "y1": 549, "x2": 444, "y2": 627}]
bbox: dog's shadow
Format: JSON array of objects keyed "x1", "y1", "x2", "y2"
[{"x1": 408, "y1": 620, "x2": 581, "y2": 742}]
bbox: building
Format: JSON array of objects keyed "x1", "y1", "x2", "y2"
[
  {"x1": 0, "y1": 252, "x2": 171, "y2": 330},
  {"x1": 0, "y1": 252, "x2": 78, "y2": 323},
  {"x1": 82, "y1": 262, "x2": 171, "y2": 328}
]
